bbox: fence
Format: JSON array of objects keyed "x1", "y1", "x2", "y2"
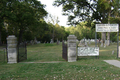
[
  {"x1": 0, "y1": 48, "x2": 7, "y2": 63},
  {"x1": 18, "y1": 41, "x2": 27, "y2": 62},
  {"x1": 62, "y1": 41, "x2": 67, "y2": 61}
]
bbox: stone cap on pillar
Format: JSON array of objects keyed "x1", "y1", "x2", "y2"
[
  {"x1": 67, "y1": 35, "x2": 77, "y2": 40},
  {"x1": 7, "y1": 35, "x2": 17, "y2": 40},
  {"x1": 7, "y1": 35, "x2": 17, "y2": 44}
]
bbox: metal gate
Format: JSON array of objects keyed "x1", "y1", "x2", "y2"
[
  {"x1": 0, "y1": 48, "x2": 7, "y2": 63},
  {"x1": 62, "y1": 41, "x2": 67, "y2": 61},
  {"x1": 18, "y1": 41, "x2": 27, "y2": 62}
]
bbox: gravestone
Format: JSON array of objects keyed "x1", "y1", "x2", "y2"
[
  {"x1": 112, "y1": 50, "x2": 114, "y2": 55},
  {"x1": 78, "y1": 41, "x2": 83, "y2": 46},
  {"x1": 7, "y1": 35, "x2": 17, "y2": 63},
  {"x1": 34, "y1": 37, "x2": 37, "y2": 44},
  {"x1": 78, "y1": 39, "x2": 88, "y2": 47},
  {"x1": 88, "y1": 39, "x2": 91, "y2": 44},
  {"x1": 85, "y1": 41, "x2": 88, "y2": 47},
  {"x1": 50, "y1": 39, "x2": 53, "y2": 44},
  {"x1": 30, "y1": 40, "x2": 34, "y2": 45},
  {"x1": 67, "y1": 35, "x2": 77, "y2": 62},
  {"x1": 37, "y1": 41, "x2": 40, "y2": 44}
]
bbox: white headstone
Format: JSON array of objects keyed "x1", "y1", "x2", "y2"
[
  {"x1": 88, "y1": 39, "x2": 91, "y2": 44},
  {"x1": 50, "y1": 39, "x2": 53, "y2": 44}
]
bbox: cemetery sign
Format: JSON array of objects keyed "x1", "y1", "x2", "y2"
[
  {"x1": 96, "y1": 24, "x2": 119, "y2": 32},
  {"x1": 78, "y1": 47, "x2": 99, "y2": 56},
  {"x1": 96, "y1": 24, "x2": 119, "y2": 58}
]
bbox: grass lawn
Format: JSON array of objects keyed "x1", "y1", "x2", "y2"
[{"x1": 0, "y1": 43, "x2": 120, "y2": 80}]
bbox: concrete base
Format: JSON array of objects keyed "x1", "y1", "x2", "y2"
[
  {"x1": 8, "y1": 62, "x2": 17, "y2": 64},
  {"x1": 68, "y1": 57, "x2": 76, "y2": 62},
  {"x1": 8, "y1": 57, "x2": 17, "y2": 63}
]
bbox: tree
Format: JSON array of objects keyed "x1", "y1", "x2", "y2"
[
  {"x1": 65, "y1": 21, "x2": 98, "y2": 40},
  {"x1": 109, "y1": 0, "x2": 120, "y2": 42},
  {"x1": 45, "y1": 14, "x2": 60, "y2": 42},
  {"x1": 53, "y1": 0, "x2": 97, "y2": 25},
  {"x1": 54, "y1": 24, "x2": 66, "y2": 41},
  {"x1": 0, "y1": 0, "x2": 13, "y2": 45},
  {"x1": 98, "y1": 0, "x2": 120, "y2": 45},
  {"x1": 3, "y1": 0, "x2": 47, "y2": 44}
]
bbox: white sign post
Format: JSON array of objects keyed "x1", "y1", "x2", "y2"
[
  {"x1": 96, "y1": 24, "x2": 119, "y2": 58},
  {"x1": 96, "y1": 24, "x2": 119, "y2": 32}
]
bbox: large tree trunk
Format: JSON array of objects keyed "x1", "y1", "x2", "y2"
[
  {"x1": 101, "y1": 32, "x2": 106, "y2": 47},
  {"x1": 107, "y1": 4, "x2": 111, "y2": 46},
  {"x1": 107, "y1": 32, "x2": 110, "y2": 46},
  {"x1": 18, "y1": 29, "x2": 23, "y2": 45},
  {"x1": 52, "y1": 27, "x2": 54, "y2": 43}
]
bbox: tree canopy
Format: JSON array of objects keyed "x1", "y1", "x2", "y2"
[
  {"x1": 53, "y1": 0, "x2": 120, "y2": 25},
  {"x1": 1, "y1": 0, "x2": 48, "y2": 44}
]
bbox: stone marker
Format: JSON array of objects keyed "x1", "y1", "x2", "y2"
[
  {"x1": 50, "y1": 39, "x2": 53, "y2": 44},
  {"x1": 34, "y1": 37, "x2": 37, "y2": 44},
  {"x1": 112, "y1": 50, "x2": 114, "y2": 55},
  {"x1": 88, "y1": 39, "x2": 91, "y2": 44},
  {"x1": 85, "y1": 41, "x2": 88, "y2": 47},
  {"x1": 67, "y1": 35, "x2": 77, "y2": 62},
  {"x1": 78, "y1": 41, "x2": 82, "y2": 46},
  {"x1": 7, "y1": 35, "x2": 17, "y2": 63}
]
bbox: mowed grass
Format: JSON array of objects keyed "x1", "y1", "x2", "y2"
[
  {"x1": 0, "y1": 43, "x2": 120, "y2": 80},
  {"x1": 26, "y1": 43, "x2": 64, "y2": 62}
]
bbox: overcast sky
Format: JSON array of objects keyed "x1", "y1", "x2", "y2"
[{"x1": 38, "y1": 0, "x2": 69, "y2": 27}]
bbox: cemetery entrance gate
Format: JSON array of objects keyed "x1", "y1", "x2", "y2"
[
  {"x1": 62, "y1": 41, "x2": 67, "y2": 61},
  {"x1": 17, "y1": 41, "x2": 27, "y2": 62}
]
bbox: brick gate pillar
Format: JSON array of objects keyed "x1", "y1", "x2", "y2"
[
  {"x1": 7, "y1": 35, "x2": 17, "y2": 63},
  {"x1": 67, "y1": 35, "x2": 77, "y2": 62}
]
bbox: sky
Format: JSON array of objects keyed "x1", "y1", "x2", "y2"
[{"x1": 38, "y1": 0, "x2": 69, "y2": 27}]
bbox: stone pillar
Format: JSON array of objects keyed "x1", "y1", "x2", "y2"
[
  {"x1": 7, "y1": 35, "x2": 17, "y2": 63},
  {"x1": 67, "y1": 35, "x2": 77, "y2": 62}
]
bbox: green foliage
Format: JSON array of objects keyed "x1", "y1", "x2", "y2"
[
  {"x1": 0, "y1": 0, "x2": 69, "y2": 43},
  {"x1": 110, "y1": 17, "x2": 120, "y2": 25},
  {"x1": 2, "y1": 0, "x2": 120, "y2": 44},
  {"x1": 53, "y1": 0, "x2": 98, "y2": 25},
  {"x1": 65, "y1": 21, "x2": 100, "y2": 40},
  {"x1": 0, "y1": 0, "x2": 48, "y2": 44},
  {"x1": 54, "y1": 0, "x2": 120, "y2": 25},
  {"x1": 54, "y1": 24, "x2": 66, "y2": 41},
  {"x1": 53, "y1": 0, "x2": 95, "y2": 25}
]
